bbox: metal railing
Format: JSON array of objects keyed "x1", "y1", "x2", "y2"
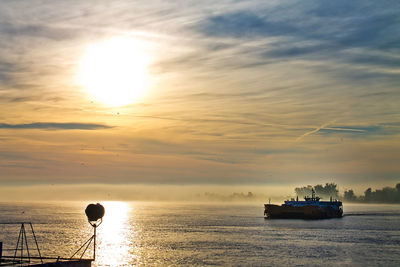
[
  {"x1": 0, "y1": 222, "x2": 42, "y2": 266},
  {"x1": 0, "y1": 222, "x2": 95, "y2": 266}
]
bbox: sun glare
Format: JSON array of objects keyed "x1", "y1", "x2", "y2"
[
  {"x1": 98, "y1": 201, "x2": 133, "y2": 265},
  {"x1": 79, "y1": 37, "x2": 151, "y2": 107}
]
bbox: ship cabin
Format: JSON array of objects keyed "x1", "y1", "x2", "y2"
[{"x1": 283, "y1": 189, "x2": 343, "y2": 211}]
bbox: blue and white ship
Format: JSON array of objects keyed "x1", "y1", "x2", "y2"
[{"x1": 264, "y1": 189, "x2": 343, "y2": 219}]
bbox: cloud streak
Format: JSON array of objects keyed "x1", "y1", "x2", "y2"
[
  {"x1": 0, "y1": 122, "x2": 111, "y2": 130},
  {"x1": 0, "y1": 0, "x2": 399, "y2": 187},
  {"x1": 195, "y1": 1, "x2": 400, "y2": 73}
]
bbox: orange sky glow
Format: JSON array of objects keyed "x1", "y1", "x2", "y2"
[{"x1": 0, "y1": 0, "x2": 399, "y2": 200}]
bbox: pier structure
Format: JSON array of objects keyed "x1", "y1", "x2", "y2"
[{"x1": 0, "y1": 203, "x2": 105, "y2": 266}]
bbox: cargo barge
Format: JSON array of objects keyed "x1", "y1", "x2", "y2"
[{"x1": 264, "y1": 189, "x2": 343, "y2": 219}]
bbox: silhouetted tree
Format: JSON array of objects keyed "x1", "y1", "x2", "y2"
[
  {"x1": 364, "y1": 188, "x2": 372, "y2": 202},
  {"x1": 296, "y1": 183, "x2": 339, "y2": 200},
  {"x1": 295, "y1": 185, "x2": 313, "y2": 198},
  {"x1": 314, "y1": 183, "x2": 339, "y2": 199},
  {"x1": 360, "y1": 184, "x2": 400, "y2": 203},
  {"x1": 344, "y1": 189, "x2": 357, "y2": 202},
  {"x1": 293, "y1": 182, "x2": 400, "y2": 203}
]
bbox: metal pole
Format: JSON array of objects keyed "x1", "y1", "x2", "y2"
[
  {"x1": 21, "y1": 224, "x2": 24, "y2": 267},
  {"x1": 29, "y1": 223, "x2": 43, "y2": 263},
  {"x1": 79, "y1": 237, "x2": 93, "y2": 260},
  {"x1": 93, "y1": 225, "x2": 96, "y2": 260},
  {"x1": 23, "y1": 224, "x2": 30, "y2": 263},
  {"x1": 70, "y1": 236, "x2": 93, "y2": 259},
  {"x1": 14, "y1": 224, "x2": 22, "y2": 261}
]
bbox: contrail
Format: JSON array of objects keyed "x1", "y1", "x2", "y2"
[
  {"x1": 296, "y1": 119, "x2": 337, "y2": 142},
  {"x1": 324, "y1": 127, "x2": 365, "y2": 132}
]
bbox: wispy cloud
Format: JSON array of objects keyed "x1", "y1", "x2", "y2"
[
  {"x1": 0, "y1": 122, "x2": 111, "y2": 130},
  {"x1": 196, "y1": 2, "x2": 400, "y2": 69},
  {"x1": 0, "y1": 0, "x2": 399, "y2": 186}
]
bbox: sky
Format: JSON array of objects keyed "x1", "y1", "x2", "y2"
[{"x1": 0, "y1": 0, "x2": 399, "y2": 200}]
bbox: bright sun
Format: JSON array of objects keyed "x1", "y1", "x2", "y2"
[{"x1": 79, "y1": 37, "x2": 150, "y2": 107}]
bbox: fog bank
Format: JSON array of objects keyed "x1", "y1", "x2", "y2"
[{"x1": 0, "y1": 184, "x2": 289, "y2": 202}]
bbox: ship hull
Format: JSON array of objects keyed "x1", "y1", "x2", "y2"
[{"x1": 264, "y1": 204, "x2": 342, "y2": 219}]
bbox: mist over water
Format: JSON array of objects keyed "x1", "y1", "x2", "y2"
[{"x1": 0, "y1": 202, "x2": 399, "y2": 266}]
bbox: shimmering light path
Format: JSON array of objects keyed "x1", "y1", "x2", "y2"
[{"x1": 96, "y1": 201, "x2": 136, "y2": 266}]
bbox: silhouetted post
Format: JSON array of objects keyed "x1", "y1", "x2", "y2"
[
  {"x1": 21, "y1": 225, "x2": 23, "y2": 260},
  {"x1": 85, "y1": 203, "x2": 104, "y2": 261},
  {"x1": 93, "y1": 226, "x2": 96, "y2": 260}
]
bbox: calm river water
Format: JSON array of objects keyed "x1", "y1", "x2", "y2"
[{"x1": 0, "y1": 202, "x2": 399, "y2": 266}]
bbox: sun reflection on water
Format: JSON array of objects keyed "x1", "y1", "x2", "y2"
[{"x1": 95, "y1": 201, "x2": 138, "y2": 266}]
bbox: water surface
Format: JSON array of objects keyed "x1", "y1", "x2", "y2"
[{"x1": 0, "y1": 202, "x2": 399, "y2": 266}]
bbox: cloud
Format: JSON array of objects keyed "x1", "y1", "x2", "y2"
[
  {"x1": 0, "y1": 122, "x2": 112, "y2": 130},
  {"x1": 197, "y1": 1, "x2": 400, "y2": 49},
  {"x1": 319, "y1": 124, "x2": 400, "y2": 137},
  {"x1": 0, "y1": 21, "x2": 78, "y2": 41},
  {"x1": 195, "y1": 2, "x2": 400, "y2": 70},
  {"x1": 197, "y1": 11, "x2": 297, "y2": 38},
  {"x1": 296, "y1": 121, "x2": 400, "y2": 141},
  {"x1": 0, "y1": 0, "x2": 399, "y2": 187}
]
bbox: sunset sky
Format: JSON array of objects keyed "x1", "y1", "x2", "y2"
[{"x1": 0, "y1": 0, "x2": 399, "y2": 200}]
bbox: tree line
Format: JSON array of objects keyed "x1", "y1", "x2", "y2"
[
  {"x1": 295, "y1": 183, "x2": 339, "y2": 200},
  {"x1": 343, "y1": 183, "x2": 400, "y2": 203},
  {"x1": 295, "y1": 182, "x2": 400, "y2": 203}
]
